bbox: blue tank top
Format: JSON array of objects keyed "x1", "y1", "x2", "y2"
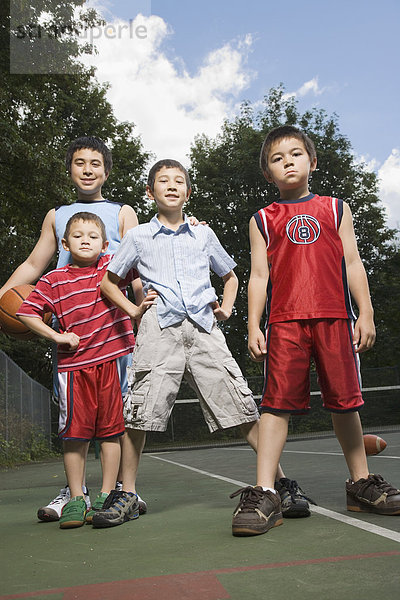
[{"x1": 55, "y1": 200, "x2": 123, "y2": 267}]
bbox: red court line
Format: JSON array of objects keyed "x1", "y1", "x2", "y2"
[
  {"x1": 2, "y1": 551, "x2": 399, "y2": 600},
  {"x1": 211, "y1": 550, "x2": 400, "y2": 574}
]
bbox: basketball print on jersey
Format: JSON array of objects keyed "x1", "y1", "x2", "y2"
[{"x1": 286, "y1": 214, "x2": 321, "y2": 245}]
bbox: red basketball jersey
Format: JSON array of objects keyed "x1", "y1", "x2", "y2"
[{"x1": 254, "y1": 193, "x2": 355, "y2": 325}]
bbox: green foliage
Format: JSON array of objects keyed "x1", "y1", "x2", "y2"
[
  {"x1": 1, "y1": 1, "x2": 151, "y2": 279},
  {"x1": 8, "y1": 0, "x2": 101, "y2": 75},
  {"x1": 0, "y1": 429, "x2": 59, "y2": 468},
  {"x1": 0, "y1": 2, "x2": 151, "y2": 378},
  {"x1": 187, "y1": 85, "x2": 400, "y2": 372}
]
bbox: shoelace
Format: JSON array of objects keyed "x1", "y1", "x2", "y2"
[
  {"x1": 230, "y1": 486, "x2": 266, "y2": 510},
  {"x1": 101, "y1": 490, "x2": 136, "y2": 511},
  {"x1": 101, "y1": 490, "x2": 122, "y2": 510},
  {"x1": 362, "y1": 474, "x2": 400, "y2": 496},
  {"x1": 283, "y1": 479, "x2": 317, "y2": 505},
  {"x1": 50, "y1": 489, "x2": 69, "y2": 504}
]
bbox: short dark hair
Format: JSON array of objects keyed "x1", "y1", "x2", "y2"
[
  {"x1": 147, "y1": 159, "x2": 191, "y2": 191},
  {"x1": 65, "y1": 136, "x2": 113, "y2": 173},
  {"x1": 63, "y1": 212, "x2": 107, "y2": 243},
  {"x1": 260, "y1": 125, "x2": 316, "y2": 178}
]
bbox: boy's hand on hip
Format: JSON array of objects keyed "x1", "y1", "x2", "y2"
[
  {"x1": 212, "y1": 300, "x2": 231, "y2": 321},
  {"x1": 353, "y1": 314, "x2": 376, "y2": 353},
  {"x1": 248, "y1": 329, "x2": 267, "y2": 362},
  {"x1": 132, "y1": 289, "x2": 158, "y2": 319},
  {"x1": 57, "y1": 331, "x2": 80, "y2": 350}
]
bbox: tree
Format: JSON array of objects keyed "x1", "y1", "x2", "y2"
[
  {"x1": 187, "y1": 85, "x2": 400, "y2": 373},
  {"x1": 0, "y1": 1, "x2": 150, "y2": 384}
]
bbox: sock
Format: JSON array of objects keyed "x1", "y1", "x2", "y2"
[{"x1": 261, "y1": 487, "x2": 277, "y2": 494}]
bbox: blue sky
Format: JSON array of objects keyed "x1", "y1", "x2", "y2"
[{"x1": 83, "y1": 0, "x2": 400, "y2": 227}]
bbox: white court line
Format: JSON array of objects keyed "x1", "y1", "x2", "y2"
[
  {"x1": 282, "y1": 450, "x2": 400, "y2": 460},
  {"x1": 221, "y1": 447, "x2": 400, "y2": 460},
  {"x1": 310, "y1": 505, "x2": 400, "y2": 543},
  {"x1": 148, "y1": 454, "x2": 400, "y2": 544},
  {"x1": 149, "y1": 454, "x2": 248, "y2": 488}
]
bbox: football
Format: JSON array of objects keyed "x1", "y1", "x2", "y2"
[
  {"x1": 363, "y1": 434, "x2": 387, "y2": 456},
  {"x1": 0, "y1": 284, "x2": 52, "y2": 340}
]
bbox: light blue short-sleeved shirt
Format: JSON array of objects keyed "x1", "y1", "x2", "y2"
[{"x1": 108, "y1": 215, "x2": 236, "y2": 333}]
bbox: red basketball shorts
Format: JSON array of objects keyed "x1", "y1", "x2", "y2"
[
  {"x1": 58, "y1": 360, "x2": 125, "y2": 441},
  {"x1": 260, "y1": 318, "x2": 364, "y2": 414}
]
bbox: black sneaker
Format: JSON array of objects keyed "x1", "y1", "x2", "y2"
[
  {"x1": 230, "y1": 486, "x2": 283, "y2": 536},
  {"x1": 275, "y1": 478, "x2": 316, "y2": 518},
  {"x1": 92, "y1": 490, "x2": 140, "y2": 528},
  {"x1": 346, "y1": 474, "x2": 400, "y2": 515}
]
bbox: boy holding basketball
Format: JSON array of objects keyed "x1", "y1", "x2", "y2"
[
  {"x1": 230, "y1": 125, "x2": 400, "y2": 536},
  {"x1": 0, "y1": 136, "x2": 148, "y2": 520},
  {"x1": 17, "y1": 212, "x2": 154, "y2": 528}
]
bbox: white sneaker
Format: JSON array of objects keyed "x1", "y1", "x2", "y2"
[
  {"x1": 137, "y1": 494, "x2": 147, "y2": 515},
  {"x1": 115, "y1": 481, "x2": 147, "y2": 515},
  {"x1": 37, "y1": 485, "x2": 91, "y2": 522}
]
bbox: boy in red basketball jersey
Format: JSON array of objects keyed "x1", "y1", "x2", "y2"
[{"x1": 230, "y1": 125, "x2": 400, "y2": 536}]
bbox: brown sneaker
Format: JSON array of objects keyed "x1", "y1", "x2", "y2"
[
  {"x1": 230, "y1": 486, "x2": 283, "y2": 536},
  {"x1": 346, "y1": 474, "x2": 400, "y2": 515},
  {"x1": 275, "y1": 478, "x2": 315, "y2": 518}
]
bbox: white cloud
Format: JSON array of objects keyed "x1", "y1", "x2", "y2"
[
  {"x1": 78, "y1": 11, "x2": 254, "y2": 164},
  {"x1": 282, "y1": 77, "x2": 326, "y2": 101},
  {"x1": 378, "y1": 149, "x2": 400, "y2": 231},
  {"x1": 355, "y1": 154, "x2": 379, "y2": 173}
]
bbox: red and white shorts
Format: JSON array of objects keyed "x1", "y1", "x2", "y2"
[
  {"x1": 260, "y1": 319, "x2": 363, "y2": 414},
  {"x1": 58, "y1": 360, "x2": 125, "y2": 441}
]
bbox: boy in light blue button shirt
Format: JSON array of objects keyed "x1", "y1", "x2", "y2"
[{"x1": 95, "y1": 159, "x2": 308, "y2": 528}]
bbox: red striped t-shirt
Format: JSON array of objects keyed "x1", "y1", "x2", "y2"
[{"x1": 17, "y1": 255, "x2": 136, "y2": 372}]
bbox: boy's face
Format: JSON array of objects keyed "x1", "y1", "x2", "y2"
[
  {"x1": 62, "y1": 220, "x2": 108, "y2": 267},
  {"x1": 266, "y1": 137, "x2": 317, "y2": 194},
  {"x1": 70, "y1": 148, "x2": 109, "y2": 198},
  {"x1": 146, "y1": 167, "x2": 191, "y2": 213}
]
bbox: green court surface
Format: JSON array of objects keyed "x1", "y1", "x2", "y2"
[{"x1": 0, "y1": 433, "x2": 399, "y2": 599}]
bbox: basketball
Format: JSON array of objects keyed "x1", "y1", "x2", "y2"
[
  {"x1": 0, "y1": 285, "x2": 52, "y2": 340},
  {"x1": 363, "y1": 434, "x2": 387, "y2": 455}
]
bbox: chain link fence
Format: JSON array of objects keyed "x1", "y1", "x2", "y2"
[
  {"x1": 0, "y1": 347, "x2": 398, "y2": 455},
  {"x1": 0, "y1": 350, "x2": 52, "y2": 458}
]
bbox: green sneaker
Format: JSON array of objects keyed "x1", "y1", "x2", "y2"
[
  {"x1": 85, "y1": 492, "x2": 109, "y2": 523},
  {"x1": 59, "y1": 496, "x2": 87, "y2": 529}
]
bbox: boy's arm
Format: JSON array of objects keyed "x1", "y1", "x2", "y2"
[
  {"x1": 118, "y1": 206, "x2": 143, "y2": 303},
  {"x1": 248, "y1": 216, "x2": 269, "y2": 362},
  {"x1": 101, "y1": 271, "x2": 157, "y2": 320},
  {"x1": 0, "y1": 209, "x2": 57, "y2": 298},
  {"x1": 119, "y1": 205, "x2": 139, "y2": 238},
  {"x1": 212, "y1": 270, "x2": 238, "y2": 321},
  {"x1": 132, "y1": 277, "x2": 144, "y2": 305},
  {"x1": 339, "y1": 202, "x2": 375, "y2": 353},
  {"x1": 18, "y1": 315, "x2": 80, "y2": 350}
]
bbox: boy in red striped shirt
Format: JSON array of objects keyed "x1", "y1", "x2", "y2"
[{"x1": 18, "y1": 212, "x2": 155, "y2": 529}]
